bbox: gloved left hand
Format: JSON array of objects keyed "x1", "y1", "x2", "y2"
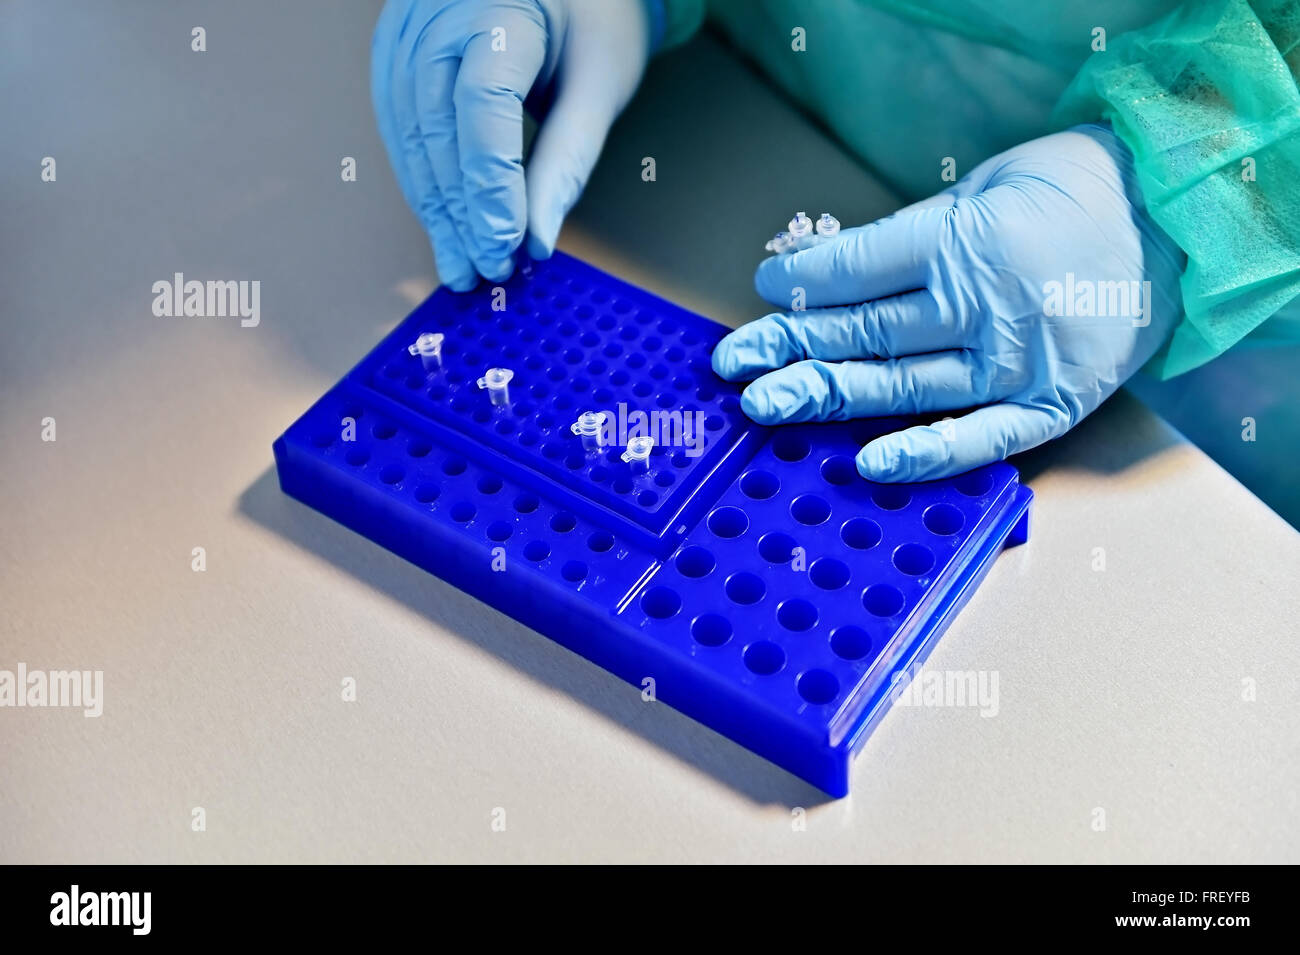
[
  {"x1": 370, "y1": 0, "x2": 650, "y2": 291},
  {"x1": 712, "y1": 124, "x2": 1186, "y2": 482}
]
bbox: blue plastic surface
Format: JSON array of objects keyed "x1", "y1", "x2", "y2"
[{"x1": 273, "y1": 251, "x2": 1032, "y2": 796}]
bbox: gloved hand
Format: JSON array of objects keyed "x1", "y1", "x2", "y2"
[
  {"x1": 712, "y1": 124, "x2": 1186, "y2": 482},
  {"x1": 371, "y1": 0, "x2": 649, "y2": 291}
]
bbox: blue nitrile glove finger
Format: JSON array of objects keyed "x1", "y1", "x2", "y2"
[
  {"x1": 370, "y1": 3, "x2": 416, "y2": 209},
  {"x1": 523, "y1": 67, "x2": 622, "y2": 259},
  {"x1": 525, "y1": 0, "x2": 649, "y2": 258},
  {"x1": 372, "y1": 1, "x2": 476, "y2": 290},
  {"x1": 384, "y1": 0, "x2": 546, "y2": 288},
  {"x1": 450, "y1": 10, "x2": 549, "y2": 278},
  {"x1": 746, "y1": 120, "x2": 1007, "y2": 310},
  {"x1": 717, "y1": 124, "x2": 1186, "y2": 482},
  {"x1": 739, "y1": 353, "x2": 988, "y2": 423},
  {"x1": 752, "y1": 203, "x2": 951, "y2": 309},
  {"x1": 411, "y1": 4, "x2": 547, "y2": 283},
  {"x1": 858, "y1": 403, "x2": 1065, "y2": 482},
  {"x1": 371, "y1": 0, "x2": 649, "y2": 286},
  {"x1": 710, "y1": 290, "x2": 962, "y2": 380},
  {"x1": 741, "y1": 186, "x2": 973, "y2": 305}
]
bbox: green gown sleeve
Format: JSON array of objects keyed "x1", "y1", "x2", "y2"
[{"x1": 1053, "y1": 0, "x2": 1300, "y2": 377}]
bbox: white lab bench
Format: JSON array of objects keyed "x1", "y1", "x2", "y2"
[{"x1": 1, "y1": 0, "x2": 1296, "y2": 863}]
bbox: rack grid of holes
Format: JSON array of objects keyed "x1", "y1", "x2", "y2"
[
  {"x1": 366, "y1": 257, "x2": 757, "y2": 523},
  {"x1": 627, "y1": 421, "x2": 1013, "y2": 716},
  {"x1": 303, "y1": 396, "x2": 662, "y2": 606},
  {"x1": 297, "y1": 248, "x2": 1015, "y2": 721},
  {"x1": 301, "y1": 393, "x2": 1010, "y2": 720}
]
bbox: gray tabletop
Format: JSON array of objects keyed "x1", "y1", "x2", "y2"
[{"x1": 2, "y1": 0, "x2": 1297, "y2": 863}]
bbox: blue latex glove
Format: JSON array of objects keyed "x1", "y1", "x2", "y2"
[
  {"x1": 713, "y1": 125, "x2": 1186, "y2": 482},
  {"x1": 371, "y1": 0, "x2": 649, "y2": 290}
]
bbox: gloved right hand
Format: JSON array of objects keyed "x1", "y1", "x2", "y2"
[
  {"x1": 371, "y1": 0, "x2": 650, "y2": 291},
  {"x1": 712, "y1": 126, "x2": 1185, "y2": 482}
]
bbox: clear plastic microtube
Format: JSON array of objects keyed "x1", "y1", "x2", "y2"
[
  {"x1": 621, "y1": 435, "x2": 655, "y2": 473},
  {"x1": 788, "y1": 211, "x2": 814, "y2": 249},
  {"x1": 764, "y1": 231, "x2": 795, "y2": 254},
  {"x1": 408, "y1": 332, "x2": 445, "y2": 371},
  {"x1": 816, "y1": 212, "x2": 841, "y2": 239},
  {"x1": 477, "y1": 367, "x2": 514, "y2": 407},
  {"x1": 570, "y1": 411, "x2": 608, "y2": 452}
]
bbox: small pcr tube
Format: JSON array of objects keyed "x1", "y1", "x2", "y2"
[
  {"x1": 621, "y1": 435, "x2": 655, "y2": 473},
  {"x1": 788, "y1": 211, "x2": 814, "y2": 250},
  {"x1": 408, "y1": 332, "x2": 445, "y2": 371},
  {"x1": 764, "y1": 231, "x2": 795, "y2": 254},
  {"x1": 816, "y1": 212, "x2": 841, "y2": 240},
  {"x1": 570, "y1": 411, "x2": 608, "y2": 452},
  {"x1": 477, "y1": 367, "x2": 514, "y2": 407}
]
